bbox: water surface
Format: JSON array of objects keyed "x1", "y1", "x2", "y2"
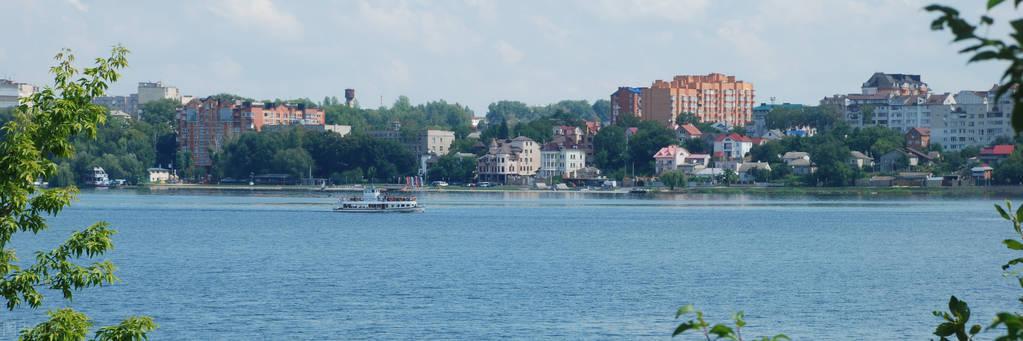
[{"x1": 2, "y1": 190, "x2": 1018, "y2": 340}]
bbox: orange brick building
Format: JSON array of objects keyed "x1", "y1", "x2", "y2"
[
  {"x1": 611, "y1": 73, "x2": 755, "y2": 127},
  {"x1": 177, "y1": 97, "x2": 325, "y2": 168}
]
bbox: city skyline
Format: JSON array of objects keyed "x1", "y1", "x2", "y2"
[{"x1": 0, "y1": 0, "x2": 1011, "y2": 113}]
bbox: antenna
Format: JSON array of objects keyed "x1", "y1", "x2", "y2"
[{"x1": 770, "y1": 96, "x2": 777, "y2": 104}]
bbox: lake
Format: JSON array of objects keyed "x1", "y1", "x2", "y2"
[{"x1": 2, "y1": 190, "x2": 1019, "y2": 340}]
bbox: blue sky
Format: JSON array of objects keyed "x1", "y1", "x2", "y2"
[{"x1": 0, "y1": 0, "x2": 1010, "y2": 114}]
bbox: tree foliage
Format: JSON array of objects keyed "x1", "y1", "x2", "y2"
[
  {"x1": 659, "y1": 171, "x2": 687, "y2": 190},
  {"x1": 928, "y1": 0, "x2": 1023, "y2": 133},
  {"x1": 672, "y1": 305, "x2": 788, "y2": 341},
  {"x1": 0, "y1": 46, "x2": 155, "y2": 340},
  {"x1": 628, "y1": 121, "x2": 677, "y2": 176},
  {"x1": 427, "y1": 154, "x2": 477, "y2": 183}
]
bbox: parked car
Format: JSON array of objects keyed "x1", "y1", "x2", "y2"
[
  {"x1": 464, "y1": 183, "x2": 477, "y2": 187},
  {"x1": 431, "y1": 181, "x2": 449, "y2": 187},
  {"x1": 478, "y1": 182, "x2": 493, "y2": 187}
]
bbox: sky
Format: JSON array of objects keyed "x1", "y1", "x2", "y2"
[{"x1": 0, "y1": 0, "x2": 1012, "y2": 114}]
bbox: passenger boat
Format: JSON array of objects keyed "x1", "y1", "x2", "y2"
[{"x1": 334, "y1": 187, "x2": 424, "y2": 213}]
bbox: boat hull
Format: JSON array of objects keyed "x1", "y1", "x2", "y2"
[{"x1": 333, "y1": 206, "x2": 424, "y2": 213}]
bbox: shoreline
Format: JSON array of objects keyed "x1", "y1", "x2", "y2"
[{"x1": 137, "y1": 183, "x2": 1023, "y2": 198}]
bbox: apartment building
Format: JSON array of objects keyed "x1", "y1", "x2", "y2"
[
  {"x1": 0, "y1": 79, "x2": 36, "y2": 108},
  {"x1": 822, "y1": 73, "x2": 1014, "y2": 151},
  {"x1": 93, "y1": 94, "x2": 139, "y2": 117},
  {"x1": 137, "y1": 81, "x2": 180, "y2": 105},
  {"x1": 611, "y1": 73, "x2": 755, "y2": 127},
  {"x1": 177, "y1": 97, "x2": 327, "y2": 168},
  {"x1": 477, "y1": 137, "x2": 540, "y2": 183},
  {"x1": 539, "y1": 146, "x2": 586, "y2": 179}
]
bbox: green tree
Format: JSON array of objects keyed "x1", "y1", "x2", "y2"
[
  {"x1": 139, "y1": 98, "x2": 179, "y2": 126},
  {"x1": 428, "y1": 154, "x2": 477, "y2": 182},
  {"x1": 672, "y1": 305, "x2": 788, "y2": 341},
  {"x1": 628, "y1": 121, "x2": 677, "y2": 175},
  {"x1": 995, "y1": 150, "x2": 1023, "y2": 185},
  {"x1": 593, "y1": 126, "x2": 628, "y2": 172},
  {"x1": 928, "y1": 0, "x2": 1023, "y2": 133},
  {"x1": 592, "y1": 99, "x2": 611, "y2": 122},
  {"x1": 0, "y1": 47, "x2": 156, "y2": 340},
  {"x1": 659, "y1": 170, "x2": 687, "y2": 190}
]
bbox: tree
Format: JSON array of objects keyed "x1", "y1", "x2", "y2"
[
  {"x1": 718, "y1": 169, "x2": 739, "y2": 186},
  {"x1": 139, "y1": 98, "x2": 179, "y2": 126},
  {"x1": 808, "y1": 136, "x2": 853, "y2": 186},
  {"x1": 659, "y1": 171, "x2": 687, "y2": 190},
  {"x1": 681, "y1": 138, "x2": 709, "y2": 154},
  {"x1": 428, "y1": 154, "x2": 477, "y2": 183},
  {"x1": 995, "y1": 150, "x2": 1023, "y2": 185},
  {"x1": 628, "y1": 121, "x2": 677, "y2": 175},
  {"x1": 928, "y1": 0, "x2": 1023, "y2": 133},
  {"x1": 592, "y1": 99, "x2": 611, "y2": 122},
  {"x1": 0, "y1": 47, "x2": 156, "y2": 339},
  {"x1": 593, "y1": 126, "x2": 628, "y2": 172},
  {"x1": 270, "y1": 147, "x2": 314, "y2": 178}
]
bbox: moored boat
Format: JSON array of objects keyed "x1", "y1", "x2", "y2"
[{"x1": 334, "y1": 187, "x2": 424, "y2": 213}]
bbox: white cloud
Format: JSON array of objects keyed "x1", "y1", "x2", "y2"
[
  {"x1": 208, "y1": 0, "x2": 303, "y2": 40},
  {"x1": 352, "y1": 0, "x2": 478, "y2": 54},
  {"x1": 584, "y1": 0, "x2": 710, "y2": 22},
  {"x1": 66, "y1": 0, "x2": 87, "y2": 12},
  {"x1": 494, "y1": 41, "x2": 524, "y2": 64}
]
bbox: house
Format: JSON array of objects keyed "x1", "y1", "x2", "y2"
[
  {"x1": 738, "y1": 162, "x2": 772, "y2": 183},
  {"x1": 653, "y1": 145, "x2": 691, "y2": 174},
  {"x1": 879, "y1": 148, "x2": 936, "y2": 172},
  {"x1": 147, "y1": 167, "x2": 174, "y2": 184},
  {"x1": 906, "y1": 127, "x2": 931, "y2": 150},
  {"x1": 868, "y1": 175, "x2": 895, "y2": 187},
  {"x1": 763, "y1": 129, "x2": 786, "y2": 140},
  {"x1": 680, "y1": 154, "x2": 711, "y2": 174},
  {"x1": 972, "y1": 166, "x2": 993, "y2": 185},
  {"x1": 713, "y1": 133, "x2": 754, "y2": 160},
  {"x1": 678, "y1": 123, "x2": 703, "y2": 140},
  {"x1": 980, "y1": 144, "x2": 1015, "y2": 164},
  {"x1": 788, "y1": 158, "x2": 817, "y2": 175},
  {"x1": 781, "y1": 152, "x2": 810, "y2": 165},
  {"x1": 848, "y1": 151, "x2": 874, "y2": 169},
  {"x1": 711, "y1": 121, "x2": 733, "y2": 132},
  {"x1": 109, "y1": 110, "x2": 132, "y2": 120},
  {"x1": 540, "y1": 146, "x2": 586, "y2": 179},
  {"x1": 477, "y1": 137, "x2": 541, "y2": 184},
  {"x1": 895, "y1": 172, "x2": 931, "y2": 187}
]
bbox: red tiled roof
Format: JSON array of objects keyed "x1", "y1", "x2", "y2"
[
  {"x1": 909, "y1": 127, "x2": 930, "y2": 135},
  {"x1": 679, "y1": 123, "x2": 702, "y2": 136},
  {"x1": 653, "y1": 145, "x2": 688, "y2": 158},
  {"x1": 714, "y1": 133, "x2": 752, "y2": 142},
  {"x1": 981, "y1": 144, "x2": 1015, "y2": 156}
]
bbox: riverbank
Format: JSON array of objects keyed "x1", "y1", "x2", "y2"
[{"x1": 141, "y1": 183, "x2": 1023, "y2": 198}]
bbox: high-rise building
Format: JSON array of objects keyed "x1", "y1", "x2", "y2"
[
  {"x1": 177, "y1": 98, "x2": 326, "y2": 168},
  {"x1": 823, "y1": 73, "x2": 1014, "y2": 151},
  {"x1": 137, "y1": 81, "x2": 180, "y2": 105},
  {"x1": 0, "y1": 79, "x2": 36, "y2": 108},
  {"x1": 611, "y1": 73, "x2": 755, "y2": 127}
]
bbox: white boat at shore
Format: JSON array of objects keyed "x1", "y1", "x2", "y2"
[{"x1": 334, "y1": 187, "x2": 424, "y2": 213}]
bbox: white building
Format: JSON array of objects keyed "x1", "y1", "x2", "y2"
[
  {"x1": 324, "y1": 124, "x2": 352, "y2": 137},
  {"x1": 653, "y1": 145, "x2": 690, "y2": 174},
  {"x1": 0, "y1": 79, "x2": 36, "y2": 108},
  {"x1": 137, "y1": 81, "x2": 180, "y2": 105},
  {"x1": 477, "y1": 137, "x2": 541, "y2": 183},
  {"x1": 713, "y1": 133, "x2": 754, "y2": 160},
  {"x1": 540, "y1": 147, "x2": 586, "y2": 179}
]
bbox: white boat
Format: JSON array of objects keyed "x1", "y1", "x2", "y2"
[{"x1": 334, "y1": 187, "x2": 424, "y2": 213}]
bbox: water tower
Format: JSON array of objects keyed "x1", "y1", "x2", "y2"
[{"x1": 344, "y1": 88, "x2": 355, "y2": 107}]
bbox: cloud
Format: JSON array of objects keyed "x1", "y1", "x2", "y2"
[
  {"x1": 352, "y1": 0, "x2": 478, "y2": 54},
  {"x1": 208, "y1": 0, "x2": 303, "y2": 40},
  {"x1": 584, "y1": 0, "x2": 710, "y2": 22},
  {"x1": 66, "y1": 0, "x2": 87, "y2": 12},
  {"x1": 494, "y1": 41, "x2": 524, "y2": 64}
]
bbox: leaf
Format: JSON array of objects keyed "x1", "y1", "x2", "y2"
[
  {"x1": 708, "y1": 324, "x2": 735, "y2": 338},
  {"x1": 997, "y1": 204, "x2": 1012, "y2": 221},
  {"x1": 1003, "y1": 257, "x2": 1023, "y2": 271},
  {"x1": 675, "y1": 304, "x2": 695, "y2": 319},
  {"x1": 935, "y1": 322, "x2": 957, "y2": 337},
  {"x1": 948, "y1": 296, "x2": 970, "y2": 322},
  {"x1": 672, "y1": 322, "x2": 697, "y2": 337},
  {"x1": 772, "y1": 335, "x2": 791, "y2": 341},
  {"x1": 969, "y1": 50, "x2": 1000, "y2": 63},
  {"x1": 989, "y1": 0, "x2": 1008, "y2": 9},
  {"x1": 1006, "y1": 239, "x2": 1023, "y2": 250},
  {"x1": 969, "y1": 324, "x2": 982, "y2": 335}
]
